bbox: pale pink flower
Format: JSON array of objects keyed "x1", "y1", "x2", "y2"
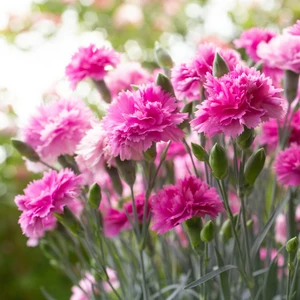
[
  {"x1": 156, "y1": 141, "x2": 187, "y2": 160},
  {"x1": 228, "y1": 191, "x2": 240, "y2": 214},
  {"x1": 274, "y1": 143, "x2": 300, "y2": 186},
  {"x1": 66, "y1": 44, "x2": 120, "y2": 90},
  {"x1": 257, "y1": 35, "x2": 300, "y2": 73},
  {"x1": 103, "y1": 83, "x2": 187, "y2": 161},
  {"x1": 23, "y1": 99, "x2": 93, "y2": 163},
  {"x1": 151, "y1": 175, "x2": 223, "y2": 234},
  {"x1": 275, "y1": 213, "x2": 287, "y2": 244},
  {"x1": 191, "y1": 65, "x2": 285, "y2": 137},
  {"x1": 106, "y1": 62, "x2": 151, "y2": 97},
  {"x1": 70, "y1": 272, "x2": 95, "y2": 300},
  {"x1": 15, "y1": 169, "x2": 82, "y2": 239},
  {"x1": 234, "y1": 28, "x2": 277, "y2": 62},
  {"x1": 76, "y1": 121, "x2": 113, "y2": 174},
  {"x1": 102, "y1": 268, "x2": 120, "y2": 293},
  {"x1": 171, "y1": 43, "x2": 241, "y2": 101},
  {"x1": 260, "y1": 248, "x2": 285, "y2": 270},
  {"x1": 287, "y1": 20, "x2": 300, "y2": 36}
]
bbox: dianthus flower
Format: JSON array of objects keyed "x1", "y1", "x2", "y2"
[
  {"x1": 260, "y1": 110, "x2": 300, "y2": 150},
  {"x1": 171, "y1": 43, "x2": 241, "y2": 101},
  {"x1": 151, "y1": 175, "x2": 223, "y2": 234},
  {"x1": 66, "y1": 44, "x2": 120, "y2": 89},
  {"x1": 23, "y1": 99, "x2": 93, "y2": 163},
  {"x1": 103, "y1": 193, "x2": 149, "y2": 237},
  {"x1": 287, "y1": 20, "x2": 300, "y2": 36},
  {"x1": 15, "y1": 169, "x2": 82, "y2": 239},
  {"x1": 191, "y1": 65, "x2": 285, "y2": 137},
  {"x1": 274, "y1": 143, "x2": 300, "y2": 187},
  {"x1": 234, "y1": 27, "x2": 277, "y2": 62},
  {"x1": 102, "y1": 83, "x2": 187, "y2": 161},
  {"x1": 76, "y1": 121, "x2": 113, "y2": 175},
  {"x1": 106, "y1": 62, "x2": 151, "y2": 97},
  {"x1": 257, "y1": 35, "x2": 300, "y2": 73}
]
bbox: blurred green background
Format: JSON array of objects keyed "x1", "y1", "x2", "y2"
[{"x1": 1, "y1": 0, "x2": 300, "y2": 299}]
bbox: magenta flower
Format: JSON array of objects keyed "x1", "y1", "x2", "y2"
[
  {"x1": 274, "y1": 143, "x2": 300, "y2": 187},
  {"x1": 287, "y1": 20, "x2": 300, "y2": 36},
  {"x1": 234, "y1": 27, "x2": 277, "y2": 62},
  {"x1": 106, "y1": 62, "x2": 151, "y2": 97},
  {"x1": 257, "y1": 35, "x2": 300, "y2": 73},
  {"x1": 260, "y1": 110, "x2": 300, "y2": 150},
  {"x1": 151, "y1": 175, "x2": 223, "y2": 234},
  {"x1": 15, "y1": 169, "x2": 82, "y2": 239},
  {"x1": 102, "y1": 83, "x2": 187, "y2": 161},
  {"x1": 191, "y1": 65, "x2": 285, "y2": 137},
  {"x1": 76, "y1": 121, "x2": 113, "y2": 175},
  {"x1": 23, "y1": 99, "x2": 93, "y2": 163},
  {"x1": 171, "y1": 43, "x2": 241, "y2": 101},
  {"x1": 66, "y1": 44, "x2": 120, "y2": 89}
]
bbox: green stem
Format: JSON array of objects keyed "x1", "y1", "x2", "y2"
[{"x1": 183, "y1": 138, "x2": 200, "y2": 177}]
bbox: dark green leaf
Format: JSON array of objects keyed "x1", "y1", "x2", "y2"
[{"x1": 191, "y1": 143, "x2": 209, "y2": 163}]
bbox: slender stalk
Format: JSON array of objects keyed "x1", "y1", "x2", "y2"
[
  {"x1": 40, "y1": 160, "x2": 58, "y2": 171},
  {"x1": 288, "y1": 190, "x2": 296, "y2": 239},
  {"x1": 183, "y1": 138, "x2": 200, "y2": 177},
  {"x1": 130, "y1": 185, "x2": 140, "y2": 238}
]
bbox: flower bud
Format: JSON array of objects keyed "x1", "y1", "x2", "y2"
[
  {"x1": 246, "y1": 219, "x2": 254, "y2": 230},
  {"x1": 88, "y1": 183, "x2": 102, "y2": 209},
  {"x1": 286, "y1": 236, "x2": 298, "y2": 253},
  {"x1": 105, "y1": 165, "x2": 123, "y2": 196},
  {"x1": 200, "y1": 220, "x2": 215, "y2": 243},
  {"x1": 155, "y1": 73, "x2": 175, "y2": 97},
  {"x1": 244, "y1": 148, "x2": 266, "y2": 185},
  {"x1": 236, "y1": 127, "x2": 255, "y2": 150},
  {"x1": 144, "y1": 142, "x2": 157, "y2": 162},
  {"x1": 154, "y1": 42, "x2": 173, "y2": 69},
  {"x1": 209, "y1": 143, "x2": 228, "y2": 180},
  {"x1": 54, "y1": 208, "x2": 83, "y2": 237},
  {"x1": 93, "y1": 79, "x2": 112, "y2": 103},
  {"x1": 11, "y1": 139, "x2": 40, "y2": 162},
  {"x1": 115, "y1": 157, "x2": 136, "y2": 187},
  {"x1": 213, "y1": 52, "x2": 230, "y2": 78},
  {"x1": 220, "y1": 215, "x2": 238, "y2": 243},
  {"x1": 58, "y1": 154, "x2": 80, "y2": 174},
  {"x1": 254, "y1": 61, "x2": 263, "y2": 72},
  {"x1": 284, "y1": 70, "x2": 299, "y2": 103},
  {"x1": 184, "y1": 217, "x2": 203, "y2": 250},
  {"x1": 191, "y1": 142, "x2": 209, "y2": 164}
]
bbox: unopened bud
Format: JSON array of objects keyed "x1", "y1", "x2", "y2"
[
  {"x1": 88, "y1": 183, "x2": 102, "y2": 209},
  {"x1": 244, "y1": 148, "x2": 266, "y2": 185},
  {"x1": 213, "y1": 52, "x2": 229, "y2": 78},
  {"x1": 246, "y1": 219, "x2": 254, "y2": 230},
  {"x1": 191, "y1": 142, "x2": 209, "y2": 164},
  {"x1": 254, "y1": 61, "x2": 263, "y2": 72},
  {"x1": 209, "y1": 143, "x2": 228, "y2": 180},
  {"x1": 154, "y1": 42, "x2": 173, "y2": 69},
  {"x1": 220, "y1": 215, "x2": 238, "y2": 243},
  {"x1": 115, "y1": 157, "x2": 136, "y2": 187},
  {"x1": 286, "y1": 236, "x2": 298, "y2": 253},
  {"x1": 236, "y1": 127, "x2": 255, "y2": 150},
  {"x1": 200, "y1": 220, "x2": 215, "y2": 243},
  {"x1": 105, "y1": 165, "x2": 123, "y2": 196},
  {"x1": 184, "y1": 217, "x2": 203, "y2": 250},
  {"x1": 12, "y1": 139, "x2": 40, "y2": 162},
  {"x1": 155, "y1": 73, "x2": 175, "y2": 97},
  {"x1": 144, "y1": 143, "x2": 157, "y2": 162},
  {"x1": 284, "y1": 70, "x2": 299, "y2": 103}
]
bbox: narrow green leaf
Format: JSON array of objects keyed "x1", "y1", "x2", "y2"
[
  {"x1": 185, "y1": 265, "x2": 237, "y2": 289},
  {"x1": 191, "y1": 143, "x2": 209, "y2": 163},
  {"x1": 263, "y1": 255, "x2": 279, "y2": 300},
  {"x1": 41, "y1": 287, "x2": 57, "y2": 300},
  {"x1": 215, "y1": 248, "x2": 231, "y2": 300},
  {"x1": 250, "y1": 194, "x2": 290, "y2": 261}
]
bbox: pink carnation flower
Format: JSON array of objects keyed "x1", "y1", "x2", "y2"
[
  {"x1": 23, "y1": 99, "x2": 93, "y2": 163},
  {"x1": 102, "y1": 83, "x2": 187, "y2": 161},
  {"x1": 66, "y1": 44, "x2": 120, "y2": 89},
  {"x1": 151, "y1": 175, "x2": 223, "y2": 234},
  {"x1": 103, "y1": 193, "x2": 149, "y2": 237},
  {"x1": 274, "y1": 143, "x2": 300, "y2": 186},
  {"x1": 106, "y1": 62, "x2": 151, "y2": 97},
  {"x1": 257, "y1": 35, "x2": 300, "y2": 73},
  {"x1": 234, "y1": 28, "x2": 277, "y2": 62},
  {"x1": 191, "y1": 65, "x2": 285, "y2": 137},
  {"x1": 260, "y1": 110, "x2": 300, "y2": 150},
  {"x1": 287, "y1": 20, "x2": 300, "y2": 36},
  {"x1": 76, "y1": 121, "x2": 113, "y2": 174},
  {"x1": 275, "y1": 213, "x2": 287, "y2": 244},
  {"x1": 171, "y1": 43, "x2": 241, "y2": 101},
  {"x1": 15, "y1": 169, "x2": 82, "y2": 239}
]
